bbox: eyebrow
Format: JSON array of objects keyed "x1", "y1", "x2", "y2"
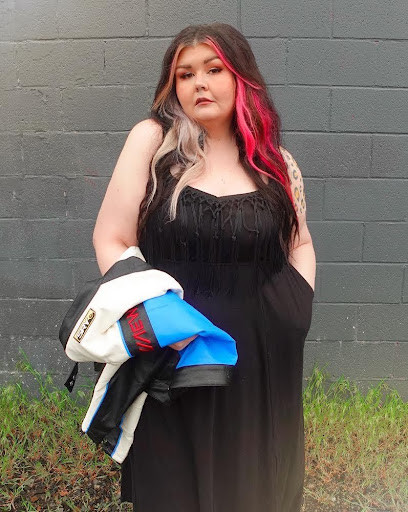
[{"x1": 175, "y1": 55, "x2": 221, "y2": 70}]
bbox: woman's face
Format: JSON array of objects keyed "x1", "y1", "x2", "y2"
[{"x1": 174, "y1": 43, "x2": 236, "y2": 130}]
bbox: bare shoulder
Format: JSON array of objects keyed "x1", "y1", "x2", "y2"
[
  {"x1": 129, "y1": 117, "x2": 163, "y2": 139},
  {"x1": 279, "y1": 145, "x2": 306, "y2": 216},
  {"x1": 93, "y1": 119, "x2": 165, "y2": 257},
  {"x1": 127, "y1": 118, "x2": 164, "y2": 154},
  {"x1": 108, "y1": 118, "x2": 164, "y2": 188}
]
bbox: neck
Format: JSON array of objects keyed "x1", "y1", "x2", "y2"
[{"x1": 203, "y1": 126, "x2": 236, "y2": 149}]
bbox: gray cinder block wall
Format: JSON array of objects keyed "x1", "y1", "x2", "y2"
[{"x1": 1, "y1": 1, "x2": 407, "y2": 396}]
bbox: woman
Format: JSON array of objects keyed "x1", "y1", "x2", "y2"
[{"x1": 93, "y1": 22, "x2": 316, "y2": 512}]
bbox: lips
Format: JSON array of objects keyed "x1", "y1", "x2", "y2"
[{"x1": 195, "y1": 98, "x2": 213, "y2": 105}]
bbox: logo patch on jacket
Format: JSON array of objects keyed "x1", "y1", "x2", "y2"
[
  {"x1": 74, "y1": 309, "x2": 95, "y2": 342},
  {"x1": 126, "y1": 306, "x2": 154, "y2": 352},
  {"x1": 118, "y1": 303, "x2": 158, "y2": 356}
]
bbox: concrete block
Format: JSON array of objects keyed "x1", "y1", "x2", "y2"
[
  {"x1": 0, "y1": 369, "x2": 96, "y2": 401},
  {"x1": 62, "y1": 86, "x2": 151, "y2": 131},
  {"x1": 23, "y1": 132, "x2": 79, "y2": 177},
  {"x1": 0, "y1": 134, "x2": 23, "y2": 176},
  {"x1": 302, "y1": 179, "x2": 324, "y2": 221},
  {"x1": 248, "y1": 38, "x2": 286, "y2": 85},
  {"x1": 12, "y1": 0, "x2": 58, "y2": 41},
  {"x1": 376, "y1": 41, "x2": 408, "y2": 88},
  {"x1": 268, "y1": 86, "x2": 330, "y2": 132},
  {"x1": 21, "y1": 177, "x2": 68, "y2": 219},
  {"x1": 72, "y1": 259, "x2": 101, "y2": 294},
  {"x1": 0, "y1": 260, "x2": 73, "y2": 299},
  {"x1": 357, "y1": 304, "x2": 408, "y2": 341},
  {"x1": 0, "y1": 0, "x2": 14, "y2": 41},
  {"x1": 57, "y1": 0, "x2": 145, "y2": 38},
  {"x1": 242, "y1": 0, "x2": 331, "y2": 37},
  {"x1": 22, "y1": 131, "x2": 126, "y2": 178},
  {"x1": 336, "y1": 341, "x2": 394, "y2": 380},
  {"x1": 324, "y1": 179, "x2": 408, "y2": 221},
  {"x1": 372, "y1": 135, "x2": 408, "y2": 178},
  {"x1": 0, "y1": 299, "x2": 72, "y2": 337},
  {"x1": 0, "y1": 42, "x2": 17, "y2": 87},
  {"x1": 333, "y1": 0, "x2": 408, "y2": 39},
  {"x1": 391, "y1": 341, "x2": 408, "y2": 378},
  {"x1": 0, "y1": 220, "x2": 27, "y2": 258},
  {"x1": 331, "y1": 88, "x2": 408, "y2": 133},
  {"x1": 320, "y1": 263, "x2": 403, "y2": 303},
  {"x1": 309, "y1": 221, "x2": 363, "y2": 261},
  {"x1": 73, "y1": 132, "x2": 126, "y2": 177},
  {"x1": 0, "y1": 219, "x2": 95, "y2": 259},
  {"x1": 66, "y1": 176, "x2": 109, "y2": 219},
  {"x1": 16, "y1": 40, "x2": 105, "y2": 87},
  {"x1": 282, "y1": 133, "x2": 371, "y2": 178},
  {"x1": 306, "y1": 304, "x2": 358, "y2": 341},
  {"x1": 363, "y1": 223, "x2": 408, "y2": 263},
  {"x1": 372, "y1": 380, "x2": 408, "y2": 402},
  {"x1": 0, "y1": 88, "x2": 62, "y2": 133},
  {"x1": 148, "y1": 0, "x2": 238, "y2": 36},
  {"x1": 288, "y1": 39, "x2": 378, "y2": 86},
  {"x1": 59, "y1": 220, "x2": 96, "y2": 259},
  {"x1": 304, "y1": 340, "x2": 342, "y2": 378},
  {"x1": 0, "y1": 177, "x2": 23, "y2": 218},
  {"x1": 1, "y1": 336, "x2": 74, "y2": 374},
  {"x1": 304, "y1": 340, "x2": 395, "y2": 381},
  {"x1": 0, "y1": 220, "x2": 59, "y2": 258},
  {"x1": 303, "y1": 373, "x2": 408, "y2": 401},
  {"x1": 104, "y1": 39, "x2": 171, "y2": 86}
]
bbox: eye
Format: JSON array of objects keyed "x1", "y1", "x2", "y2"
[
  {"x1": 209, "y1": 67, "x2": 222, "y2": 74},
  {"x1": 179, "y1": 72, "x2": 193, "y2": 80}
]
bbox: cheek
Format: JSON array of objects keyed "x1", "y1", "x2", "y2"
[
  {"x1": 175, "y1": 84, "x2": 189, "y2": 108},
  {"x1": 175, "y1": 82, "x2": 183, "y2": 99},
  {"x1": 220, "y1": 82, "x2": 236, "y2": 107},
  {"x1": 219, "y1": 76, "x2": 236, "y2": 100}
]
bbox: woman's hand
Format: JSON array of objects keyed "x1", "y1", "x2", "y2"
[{"x1": 169, "y1": 334, "x2": 198, "y2": 351}]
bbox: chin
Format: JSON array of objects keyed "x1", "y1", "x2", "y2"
[{"x1": 194, "y1": 112, "x2": 222, "y2": 122}]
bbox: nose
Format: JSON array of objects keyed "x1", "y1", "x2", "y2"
[{"x1": 194, "y1": 71, "x2": 208, "y2": 90}]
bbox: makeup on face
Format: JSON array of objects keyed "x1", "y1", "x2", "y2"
[{"x1": 174, "y1": 44, "x2": 236, "y2": 129}]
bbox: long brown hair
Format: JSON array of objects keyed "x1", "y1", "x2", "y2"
[{"x1": 137, "y1": 22, "x2": 299, "y2": 260}]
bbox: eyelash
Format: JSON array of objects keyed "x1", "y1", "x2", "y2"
[{"x1": 179, "y1": 68, "x2": 222, "y2": 80}]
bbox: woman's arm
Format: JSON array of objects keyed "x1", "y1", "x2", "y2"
[
  {"x1": 92, "y1": 119, "x2": 196, "y2": 351},
  {"x1": 280, "y1": 146, "x2": 316, "y2": 291},
  {"x1": 93, "y1": 118, "x2": 163, "y2": 275}
]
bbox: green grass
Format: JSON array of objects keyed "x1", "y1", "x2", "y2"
[
  {"x1": 0, "y1": 355, "x2": 131, "y2": 512},
  {"x1": 1, "y1": 354, "x2": 408, "y2": 511},
  {"x1": 303, "y1": 365, "x2": 408, "y2": 511}
]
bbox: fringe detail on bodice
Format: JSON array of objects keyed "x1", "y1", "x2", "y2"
[{"x1": 139, "y1": 184, "x2": 287, "y2": 298}]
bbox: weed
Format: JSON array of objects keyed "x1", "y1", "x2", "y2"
[{"x1": 1, "y1": 356, "x2": 407, "y2": 511}]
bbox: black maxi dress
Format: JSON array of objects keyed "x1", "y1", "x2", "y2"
[{"x1": 121, "y1": 174, "x2": 314, "y2": 512}]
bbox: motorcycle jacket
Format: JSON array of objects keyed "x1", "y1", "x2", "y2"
[{"x1": 59, "y1": 246, "x2": 238, "y2": 463}]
